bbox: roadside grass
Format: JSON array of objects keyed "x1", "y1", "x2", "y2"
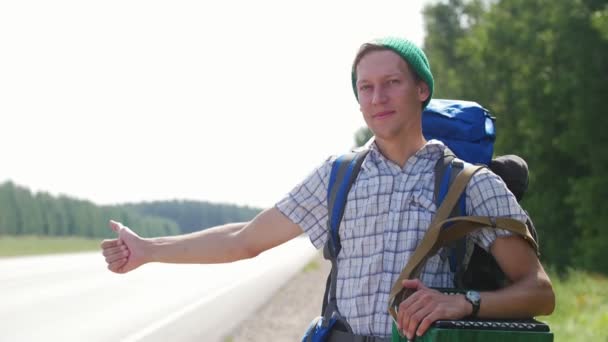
[
  {"x1": 0, "y1": 235, "x2": 101, "y2": 257},
  {"x1": 302, "y1": 259, "x2": 320, "y2": 273},
  {"x1": 539, "y1": 269, "x2": 608, "y2": 342}
]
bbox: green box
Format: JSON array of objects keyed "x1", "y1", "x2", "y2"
[{"x1": 392, "y1": 319, "x2": 553, "y2": 342}]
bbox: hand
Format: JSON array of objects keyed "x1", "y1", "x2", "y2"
[
  {"x1": 100, "y1": 220, "x2": 146, "y2": 274},
  {"x1": 397, "y1": 279, "x2": 472, "y2": 339}
]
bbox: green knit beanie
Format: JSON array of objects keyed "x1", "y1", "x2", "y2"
[{"x1": 351, "y1": 37, "x2": 434, "y2": 109}]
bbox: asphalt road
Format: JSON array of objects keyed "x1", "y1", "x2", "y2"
[{"x1": 0, "y1": 236, "x2": 317, "y2": 342}]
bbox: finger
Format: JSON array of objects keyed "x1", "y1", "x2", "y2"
[
  {"x1": 108, "y1": 220, "x2": 123, "y2": 233},
  {"x1": 400, "y1": 279, "x2": 433, "y2": 312},
  {"x1": 108, "y1": 258, "x2": 127, "y2": 273},
  {"x1": 399, "y1": 291, "x2": 422, "y2": 313},
  {"x1": 105, "y1": 249, "x2": 129, "y2": 264},
  {"x1": 396, "y1": 287, "x2": 418, "y2": 328},
  {"x1": 398, "y1": 290, "x2": 423, "y2": 336},
  {"x1": 416, "y1": 310, "x2": 442, "y2": 337},
  {"x1": 402, "y1": 278, "x2": 425, "y2": 290},
  {"x1": 406, "y1": 304, "x2": 434, "y2": 340},
  {"x1": 401, "y1": 288, "x2": 439, "y2": 338},
  {"x1": 396, "y1": 301, "x2": 403, "y2": 330},
  {"x1": 100, "y1": 239, "x2": 119, "y2": 249},
  {"x1": 399, "y1": 304, "x2": 414, "y2": 339},
  {"x1": 102, "y1": 245, "x2": 126, "y2": 257}
]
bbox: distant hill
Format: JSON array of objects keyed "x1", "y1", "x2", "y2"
[{"x1": 0, "y1": 181, "x2": 262, "y2": 238}]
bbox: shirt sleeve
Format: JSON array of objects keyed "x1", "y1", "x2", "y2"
[
  {"x1": 465, "y1": 167, "x2": 528, "y2": 251},
  {"x1": 274, "y1": 156, "x2": 334, "y2": 249}
]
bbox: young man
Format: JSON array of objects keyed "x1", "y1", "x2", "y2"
[{"x1": 102, "y1": 37, "x2": 554, "y2": 340}]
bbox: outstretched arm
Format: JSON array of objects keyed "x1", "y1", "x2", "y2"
[{"x1": 101, "y1": 207, "x2": 304, "y2": 274}]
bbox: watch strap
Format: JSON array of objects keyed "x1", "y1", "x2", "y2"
[{"x1": 465, "y1": 291, "x2": 481, "y2": 318}]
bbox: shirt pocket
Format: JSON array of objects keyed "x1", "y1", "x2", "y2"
[
  {"x1": 405, "y1": 188, "x2": 436, "y2": 233},
  {"x1": 409, "y1": 187, "x2": 435, "y2": 211}
]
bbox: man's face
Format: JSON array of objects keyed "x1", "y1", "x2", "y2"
[{"x1": 355, "y1": 50, "x2": 429, "y2": 142}]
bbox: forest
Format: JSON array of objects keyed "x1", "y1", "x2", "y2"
[
  {"x1": 0, "y1": 181, "x2": 260, "y2": 239},
  {"x1": 356, "y1": 0, "x2": 607, "y2": 274}
]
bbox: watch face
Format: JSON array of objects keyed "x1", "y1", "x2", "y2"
[{"x1": 466, "y1": 291, "x2": 481, "y2": 304}]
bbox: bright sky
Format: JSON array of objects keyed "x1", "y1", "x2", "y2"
[{"x1": 0, "y1": 0, "x2": 429, "y2": 209}]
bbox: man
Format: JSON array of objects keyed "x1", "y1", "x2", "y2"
[{"x1": 102, "y1": 37, "x2": 554, "y2": 340}]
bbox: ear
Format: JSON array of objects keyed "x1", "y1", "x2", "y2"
[{"x1": 417, "y1": 82, "x2": 430, "y2": 102}]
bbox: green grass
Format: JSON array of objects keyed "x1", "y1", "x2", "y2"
[
  {"x1": 539, "y1": 269, "x2": 608, "y2": 342},
  {"x1": 0, "y1": 235, "x2": 102, "y2": 257},
  {"x1": 302, "y1": 259, "x2": 320, "y2": 273}
]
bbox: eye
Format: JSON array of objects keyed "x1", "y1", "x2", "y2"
[
  {"x1": 388, "y1": 79, "x2": 401, "y2": 85},
  {"x1": 359, "y1": 84, "x2": 372, "y2": 92}
]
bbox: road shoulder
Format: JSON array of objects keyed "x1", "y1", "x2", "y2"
[{"x1": 224, "y1": 251, "x2": 330, "y2": 341}]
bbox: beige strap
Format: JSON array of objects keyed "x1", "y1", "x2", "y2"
[
  {"x1": 386, "y1": 165, "x2": 538, "y2": 321},
  {"x1": 437, "y1": 216, "x2": 538, "y2": 252},
  {"x1": 387, "y1": 164, "x2": 483, "y2": 319},
  {"x1": 433, "y1": 164, "x2": 482, "y2": 224}
]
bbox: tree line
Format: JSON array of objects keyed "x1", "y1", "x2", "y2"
[
  {"x1": 357, "y1": 0, "x2": 607, "y2": 274},
  {"x1": 0, "y1": 181, "x2": 261, "y2": 239},
  {"x1": 125, "y1": 200, "x2": 261, "y2": 234}
]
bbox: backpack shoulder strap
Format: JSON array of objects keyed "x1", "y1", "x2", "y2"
[
  {"x1": 388, "y1": 164, "x2": 485, "y2": 320},
  {"x1": 325, "y1": 150, "x2": 369, "y2": 258},
  {"x1": 387, "y1": 165, "x2": 540, "y2": 321},
  {"x1": 434, "y1": 148, "x2": 466, "y2": 217},
  {"x1": 434, "y1": 149, "x2": 469, "y2": 279},
  {"x1": 320, "y1": 149, "x2": 369, "y2": 318}
]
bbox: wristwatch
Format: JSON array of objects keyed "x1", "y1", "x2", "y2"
[{"x1": 465, "y1": 290, "x2": 481, "y2": 318}]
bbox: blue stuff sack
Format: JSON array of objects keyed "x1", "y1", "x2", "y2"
[
  {"x1": 301, "y1": 315, "x2": 338, "y2": 342},
  {"x1": 422, "y1": 99, "x2": 496, "y2": 165}
]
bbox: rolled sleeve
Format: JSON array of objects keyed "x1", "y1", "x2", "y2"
[
  {"x1": 275, "y1": 157, "x2": 334, "y2": 249},
  {"x1": 466, "y1": 168, "x2": 528, "y2": 251}
]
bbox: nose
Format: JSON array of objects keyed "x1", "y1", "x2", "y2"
[{"x1": 371, "y1": 86, "x2": 387, "y2": 105}]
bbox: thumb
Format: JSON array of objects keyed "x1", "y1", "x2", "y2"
[
  {"x1": 108, "y1": 220, "x2": 123, "y2": 233},
  {"x1": 402, "y1": 278, "x2": 426, "y2": 290}
]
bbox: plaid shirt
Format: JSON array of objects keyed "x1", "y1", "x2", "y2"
[{"x1": 275, "y1": 139, "x2": 527, "y2": 337}]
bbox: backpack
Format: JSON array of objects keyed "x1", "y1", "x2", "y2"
[
  {"x1": 423, "y1": 99, "x2": 539, "y2": 290},
  {"x1": 319, "y1": 99, "x2": 540, "y2": 316}
]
